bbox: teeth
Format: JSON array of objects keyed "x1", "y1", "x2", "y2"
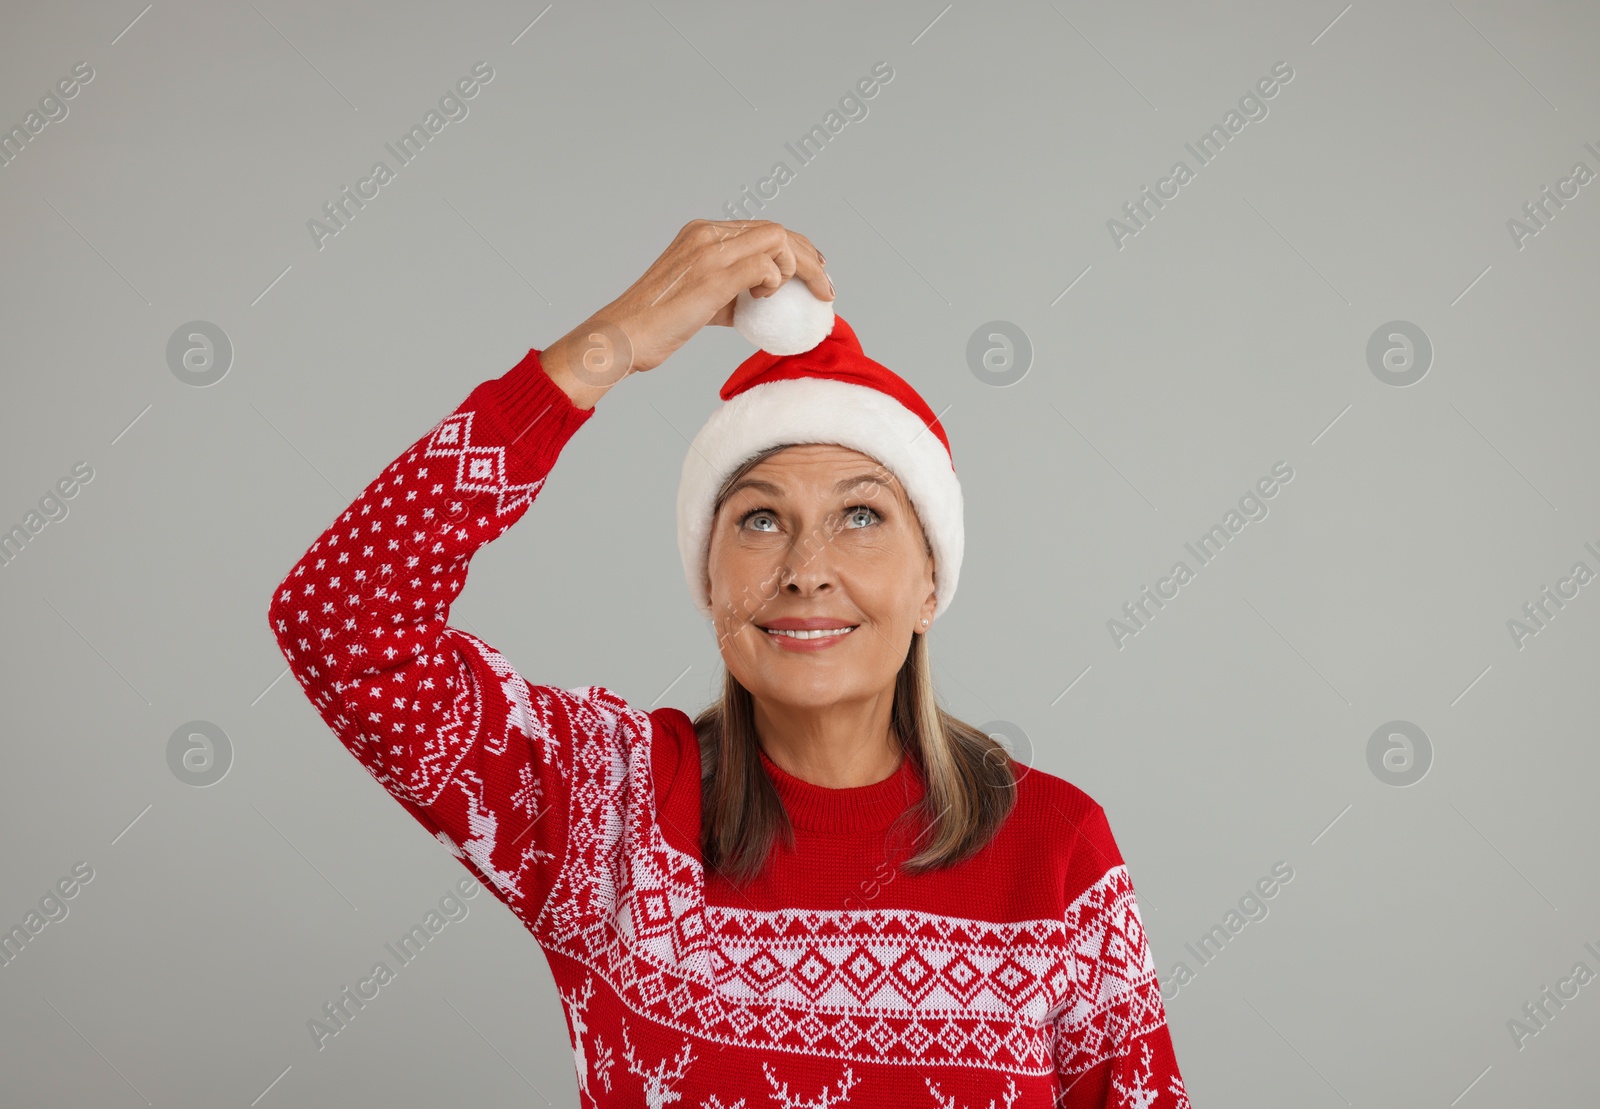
[{"x1": 766, "y1": 626, "x2": 855, "y2": 640}]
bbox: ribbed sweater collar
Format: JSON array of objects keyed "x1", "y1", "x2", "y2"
[{"x1": 757, "y1": 744, "x2": 926, "y2": 833}]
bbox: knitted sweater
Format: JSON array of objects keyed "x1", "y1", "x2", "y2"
[{"x1": 267, "y1": 348, "x2": 1188, "y2": 1108}]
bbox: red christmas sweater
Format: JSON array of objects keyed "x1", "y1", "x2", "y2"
[{"x1": 267, "y1": 348, "x2": 1188, "y2": 1108}]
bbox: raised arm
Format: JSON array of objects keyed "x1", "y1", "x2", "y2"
[
  {"x1": 267, "y1": 348, "x2": 624, "y2": 940},
  {"x1": 267, "y1": 219, "x2": 833, "y2": 944},
  {"x1": 1051, "y1": 805, "x2": 1189, "y2": 1106}
]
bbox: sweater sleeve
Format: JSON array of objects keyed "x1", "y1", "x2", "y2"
[
  {"x1": 266, "y1": 347, "x2": 629, "y2": 946},
  {"x1": 1051, "y1": 804, "x2": 1189, "y2": 1107}
]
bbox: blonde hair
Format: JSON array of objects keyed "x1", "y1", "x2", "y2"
[{"x1": 693, "y1": 444, "x2": 1017, "y2": 887}]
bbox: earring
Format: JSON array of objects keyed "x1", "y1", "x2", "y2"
[{"x1": 921, "y1": 618, "x2": 929, "y2": 625}]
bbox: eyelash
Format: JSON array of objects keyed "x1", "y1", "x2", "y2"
[{"x1": 738, "y1": 504, "x2": 881, "y2": 530}]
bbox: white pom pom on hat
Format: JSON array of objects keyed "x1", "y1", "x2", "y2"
[
  {"x1": 677, "y1": 280, "x2": 964, "y2": 623},
  {"x1": 732, "y1": 277, "x2": 838, "y2": 355}
]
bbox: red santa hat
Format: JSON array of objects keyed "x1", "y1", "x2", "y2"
[{"x1": 676, "y1": 285, "x2": 964, "y2": 623}]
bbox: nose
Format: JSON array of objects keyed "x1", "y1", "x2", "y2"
[{"x1": 777, "y1": 525, "x2": 838, "y2": 600}]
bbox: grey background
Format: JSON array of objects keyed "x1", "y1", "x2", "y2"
[{"x1": 2, "y1": 0, "x2": 1596, "y2": 1104}]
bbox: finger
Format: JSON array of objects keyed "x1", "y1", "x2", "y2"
[
  {"x1": 787, "y1": 229, "x2": 823, "y2": 267},
  {"x1": 731, "y1": 251, "x2": 784, "y2": 301},
  {"x1": 752, "y1": 235, "x2": 799, "y2": 297},
  {"x1": 700, "y1": 220, "x2": 790, "y2": 299},
  {"x1": 703, "y1": 218, "x2": 777, "y2": 255},
  {"x1": 785, "y1": 230, "x2": 833, "y2": 302}
]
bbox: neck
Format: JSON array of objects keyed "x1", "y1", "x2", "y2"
[{"x1": 751, "y1": 691, "x2": 902, "y2": 788}]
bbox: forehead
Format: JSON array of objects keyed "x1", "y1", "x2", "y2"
[{"x1": 730, "y1": 443, "x2": 908, "y2": 505}]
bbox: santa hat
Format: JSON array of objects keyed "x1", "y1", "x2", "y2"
[{"x1": 676, "y1": 282, "x2": 964, "y2": 623}]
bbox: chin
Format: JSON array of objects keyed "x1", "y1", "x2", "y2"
[
  {"x1": 743, "y1": 665, "x2": 849, "y2": 698},
  {"x1": 766, "y1": 687, "x2": 859, "y2": 712}
]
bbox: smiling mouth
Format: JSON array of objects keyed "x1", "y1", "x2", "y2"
[{"x1": 761, "y1": 626, "x2": 859, "y2": 640}]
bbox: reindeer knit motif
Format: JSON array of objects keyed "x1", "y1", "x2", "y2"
[{"x1": 268, "y1": 348, "x2": 1189, "y2": 1106}]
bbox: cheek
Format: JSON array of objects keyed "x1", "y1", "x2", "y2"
[
  {"x1": 708, "y1": 547, "x2": 771, "y2": 625},
  {"x1": 849, "y1": 540, "x2": 926, "y2": 599}
]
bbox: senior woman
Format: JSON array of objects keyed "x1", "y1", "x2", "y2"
[{"x1": 268, "y1": 219, "x2": 1186, "y2": 1106}]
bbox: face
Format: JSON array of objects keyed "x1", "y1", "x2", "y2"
[{"x1": 706, "y1": 443, "x2": 938, "y2": 712}]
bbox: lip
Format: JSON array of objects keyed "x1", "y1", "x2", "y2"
[
  {"x1": 761, "y1": 623, "x2": 858, "y2": 652},
  {"x1": 757, "y1": 617, "x2": 860, "y2": 630}
]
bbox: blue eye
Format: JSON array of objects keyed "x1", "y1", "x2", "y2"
[{"x1": 737, "y1": 505, "x2": 881, "y2": 530}]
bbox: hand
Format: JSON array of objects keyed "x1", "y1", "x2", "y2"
[{"x1": 540, "y1": 219, "x2": 832, "y2": 408}]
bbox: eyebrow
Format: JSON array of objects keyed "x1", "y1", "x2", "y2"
[{"x1": 725, "y1": 473, "x2": 892, "y2": 501}]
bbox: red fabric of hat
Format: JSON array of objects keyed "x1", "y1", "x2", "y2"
[{"x1": 719, "y1": 315, "x2": 955, "y2": 468}]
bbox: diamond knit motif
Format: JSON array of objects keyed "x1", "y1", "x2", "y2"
[{"x1": 425, "y1": 412, "x2": 545, "y2": 515}]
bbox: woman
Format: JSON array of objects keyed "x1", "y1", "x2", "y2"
[{"x1": 268, "y1": 219, "x2": 1187, "y2": 1106}]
